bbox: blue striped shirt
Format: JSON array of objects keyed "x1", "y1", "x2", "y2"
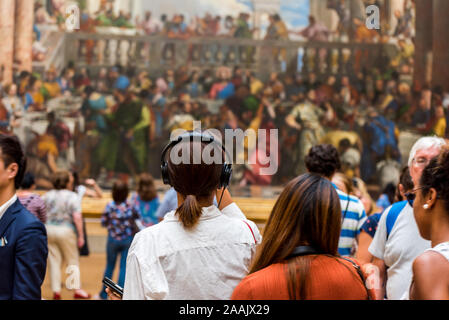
[{"x1": 332, "y1": 183, "x2": 367, "y2": 256}]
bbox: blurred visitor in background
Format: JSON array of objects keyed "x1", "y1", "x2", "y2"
[
  {"x1": 98, "y1": 180, "x2": 142, "y2": 300},
  {"x1": 305, "y1": 144, "x2": 366, "y2": 257},
  {"x1": 17, "y1": 172, "x2": 47, "y2": 224},
  {"x1": 43, "y1": 170, "x2": 91, "y2": 300},
  {"x1": 130, "y1": 173, "x2": 160, "y2": 227}
]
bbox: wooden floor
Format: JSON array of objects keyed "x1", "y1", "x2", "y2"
[{"x1": 42, "y1": 252, "x2": 111, "y2": 300}]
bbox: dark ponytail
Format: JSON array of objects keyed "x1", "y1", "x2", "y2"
[{"x1": 176, "y1": 195, "x2": 203, "y2": 229}]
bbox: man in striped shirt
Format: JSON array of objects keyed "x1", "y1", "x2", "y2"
[{"x1": 305, "y1": 144, "x2": 367, "y2": 256}]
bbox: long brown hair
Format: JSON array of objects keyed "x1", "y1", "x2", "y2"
[
  {"x1": 166, "y1": 139, "x2": 223, "y2": 229},
  {"x1": 249, "y1": 173, "x2": 342, "y2": 299}
]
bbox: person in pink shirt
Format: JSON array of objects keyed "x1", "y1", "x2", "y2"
[{"x1": 17, "y1": 172, "x2": 46, "y2": 224}]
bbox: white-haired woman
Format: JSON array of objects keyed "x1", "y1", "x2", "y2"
[{"x1": 407, "y1": 136, "x2": 447, "y2": 186}]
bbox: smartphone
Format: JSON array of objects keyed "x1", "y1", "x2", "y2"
[{"x1": 102, "y1": 277, "x2": 123, "y2": 299}]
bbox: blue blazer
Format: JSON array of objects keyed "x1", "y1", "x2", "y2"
[{"x1": 0, "y1": 199, "x2": 48, "y2": 300}]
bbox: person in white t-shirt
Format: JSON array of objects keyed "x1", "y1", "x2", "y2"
[
  {"x1": 107, "y1": 132, "x2": 261, "y2": 300},
  {"x1": 368, "y1": 136, "x2": 447, "y2": 300}
]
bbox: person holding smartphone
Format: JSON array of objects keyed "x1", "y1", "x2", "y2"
[{"x1": 107, "y1": 132, "x2": 261, "y2": 300}]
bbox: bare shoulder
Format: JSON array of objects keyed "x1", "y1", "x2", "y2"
[
  {"x1": 412, "y1": 251, "x2": 449, "y2": 299},
  {"x1": 412, "y1": 251, "x2": 449, "y2": 287},
  {"x1": 413, "y1": 250, "x2": 449, "y2": 274}
]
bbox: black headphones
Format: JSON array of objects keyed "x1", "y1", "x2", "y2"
[
  {"x1": 160, "y1": 131, "x2": 233, "y2": 190},
  {"x1": 286, "y1": 246, "x2": 323, "y2": 259}
]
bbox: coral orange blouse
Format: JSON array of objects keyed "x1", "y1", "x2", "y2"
[{"x1": 231, "y1": 255, "x2": 374, "y2": 300}]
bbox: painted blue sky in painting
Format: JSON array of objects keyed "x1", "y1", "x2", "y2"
[
  {"x1": 141, "y1": 0, "x2": 310, "y2": 34},
  {"x1": 238, "y1": 0, "x2": 310, "y2": 28}
]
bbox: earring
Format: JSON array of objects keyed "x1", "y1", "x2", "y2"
[{"x1": 423, "y1": 204, "x2": 429, "y2": 210}]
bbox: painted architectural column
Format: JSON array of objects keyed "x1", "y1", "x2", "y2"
[
  {"x1": 87, "y1": 0, "x2": 101, "y2": 15},
  {"x1": 113, "y1": 0, "x2": 132, "y2": 16},
  {"x1": 131, "y1": 0, "x2": 143, "y2": 25},
  {"x1": 413, "y1": 0, "x2": 433, "y2": 91},
  {"x1": 431, "y1": 0, "x2": 449, "y2": 91},
  {"x1": 388, "y1": 0, "x2": 405, "y2": 34},
  {"x1": 14, "y1": 0, "x2": 35, "y2": 74},
  {"x1": 252, "y1": 0, "x2": 281, "y2": 40},
  {"x1": 0, "y1": 0, "x2": 16, "y2": 85},
  {"x1": 309, "y1": 0, "x2": 339, "y2": 32}
]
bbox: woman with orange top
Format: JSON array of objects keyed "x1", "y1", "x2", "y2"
[{"x1": 231, "y1": 173, "x2": 375, "y2": 300}]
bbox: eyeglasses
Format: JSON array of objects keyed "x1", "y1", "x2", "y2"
[{"x1": 412, "y1": 157, "x2": 431, "y2": 168}]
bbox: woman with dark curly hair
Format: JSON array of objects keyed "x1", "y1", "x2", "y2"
[
  {"x1": 406, "y1": 147, "x2": 449, "y2": 299},
  {"x1": 305, "y1": 144, "x2": 367, "y2": 257}
]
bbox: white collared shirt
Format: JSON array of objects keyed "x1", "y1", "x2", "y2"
[
  {"x1": 0, "y1": 194, "x2": 18, "y2": 221},
  {"x1": 123, "y1": 202, "x2": 261, "y2": 300}
]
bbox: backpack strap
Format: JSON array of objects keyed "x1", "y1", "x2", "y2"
[{"x1": 386, "y1": 201, "x2": 408, "y2": 240}]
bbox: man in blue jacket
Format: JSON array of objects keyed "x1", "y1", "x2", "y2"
[{"x1": 0, "y1": 134, "x2": 48, "y2": 300}]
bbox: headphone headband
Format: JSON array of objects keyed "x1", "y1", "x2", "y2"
[
  {"x1": 160, "y1": 132, "x2": 217, "y2": 164},
  {"x1": 160, "y1": 132, "x2": 232, "y2": 189}
]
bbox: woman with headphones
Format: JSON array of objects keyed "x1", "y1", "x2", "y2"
[{"x1": 110, "y1": 131, "x2": 261, "y2": 300}]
